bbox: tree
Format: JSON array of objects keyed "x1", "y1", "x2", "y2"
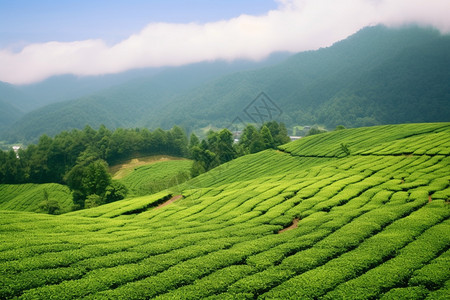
[
  {"x1": 85, "y1": 194, "x2": 103, "y2": 208},
  {"x1": 260, "y1": 125, "x2": 275, "y2": 149},
  {"x1": 168, "y1": 126, "x2": 188, "y2": 156},
  {"x1": 39, "y1": 199, "x2": 60, "y2": 215},
  {"x1": 217, "y1": 129, "x2": 236, "y2": 164},
  {"x1": 264, "y1": 121, "x2": 290, "y2": 146},
  {"x1": 249, "y1": 133, "x2": 265, "y2": 154},
  {"x1": 307, "y1": 126, "x2": 327, "y2": 136},
  {"x1": 82, "y1": 160, "x2": 111, "y2": 198},
  {"x1": 65, "y1": 158, "x2": 112, "y2": 209},
  {"x1": 239, "y1": 125, "x2": 259, "y2": 154},
  {"x1": 189, "y1": 133, "x2": 200, "y2": 147},
  {"x1": 104, "y1": 180, "x2": 128, "y2": 203}
]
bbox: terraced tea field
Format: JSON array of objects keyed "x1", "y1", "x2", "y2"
[
  {"x1": 0, "y1": 183, "x2": 72, "y2": 213},
  {"x1": 117, "y1": 159, "x2": 192, "y2": 196},
  {"x1": 1, "y1": 123, "x2": 449, "y2": 299}
]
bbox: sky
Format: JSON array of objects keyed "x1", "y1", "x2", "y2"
[{"x1": 0, "y1": 0, "x2": 449, "y2": 85}]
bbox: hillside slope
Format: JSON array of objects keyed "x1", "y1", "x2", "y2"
[
  {"x1": 4, "y1": 25, "x2": 450, "y2": 143},
  {"x1": 117, "y1": 159, "x2": 193, "y2": 196},
  {"x1": 3, "y1": 54, "x2": 289, "y2": 142},
  {"x1": 0, "y1": 183, "x2": 72, "y2": 214},
  {"x1": 0, "y1": 82, "x2": 27, "y2": 129},
  {"x1": 151, "y1": 25, "x2": 450, "y2": 130},
  {"x1": 1, "y1": 123, "x2": 449, "y2": 299}
]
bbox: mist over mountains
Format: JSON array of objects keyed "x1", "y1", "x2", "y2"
[{"x1": 1, "y1": 25, "x2": 449, "y2": 143}]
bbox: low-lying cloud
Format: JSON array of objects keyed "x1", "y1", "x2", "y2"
[{"x1": 1, "y1": 0, "x2": 449, "y2": 85}]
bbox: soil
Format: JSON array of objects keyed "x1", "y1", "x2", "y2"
[
  {"x1": 110, "y1": 155, "x2": 186, "y2": 179},
  {"x1": 278, "y1": 218, "x2": 300, "y2": 234},
  {"x1": 156, "y1": 195, "x2": 183, "y2": 209}
]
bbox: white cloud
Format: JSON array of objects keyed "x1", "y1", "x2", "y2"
[{"x1": 1, "y1": 0, "x2": 449, "y2": 84}]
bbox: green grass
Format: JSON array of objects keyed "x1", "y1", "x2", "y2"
[{"x1": 0, "y1": 123, "x2": 449, "y2": 299}]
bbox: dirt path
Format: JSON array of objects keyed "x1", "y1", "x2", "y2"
[
  {"x1": 156, "y1": 195, "x2": 183, "y2": 209},
  {"x1": 278, "y1": 218, "x2": 300, "y2": 234},
  {"x1": 110, "y1": 155, "x2": 187, "y2": 179}
]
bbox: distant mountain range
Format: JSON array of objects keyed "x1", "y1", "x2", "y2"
[{"x1": 1, "y1": 25, "x2": 449, "y2": 143}]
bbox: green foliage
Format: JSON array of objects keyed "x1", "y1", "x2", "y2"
[
  {"x1": 191, "y1": 122, "x2": 290, "y2": 177},
  {"x1": 104, "y1": 180, "x2": 128, "y2": 203},
  {"x1": 84, "y1": 194, "x2": 103, "y2": 208},
  {"x1": 65, "y1": 159, "x2": 112, "y2": 209},
  {"x1": 0, "y1": 123, "x2": 449, "y2": 299},
  {"x1": 120, "y1": 160, "x2": 192, "y2": 196},
  {"x1": 0, "y1": 125, "x2": 190, "y2": 185},
  {"x1": 38, "y1": 199, "x2": 60, "y2": 214},
  {"x1": 0, "y1": 183, "x2": 72, "y2": 213},
  {"x1": 306, "y1": 126, "x2": 327, "y2": 136},
  {"x1": 6, "y1": 26, "x2": 450, "y2": 143}
]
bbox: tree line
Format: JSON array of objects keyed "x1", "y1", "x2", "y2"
[
  {"x1": 0, "y1": 125, "x2": 189, "y2": 209},
  {"x1": 0, "y1": 121, "x2": 290, "y2": 210},
  {"x1": 189, "y1": 121, "x2": 290, "y2": 176}
]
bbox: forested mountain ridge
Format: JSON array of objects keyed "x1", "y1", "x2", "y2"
[
  {"x1": 151, "y1": 25, "x2": 450, "y2": 130},
  {"x1": 0, "y1": 82, "x2": 28, "y2": 129},
  {"x1": 2, "y1": 25, "x2": 449, "y2": 143},
  {"x1": 1, "y1": 54, "x2": 290, "y2": 143}
]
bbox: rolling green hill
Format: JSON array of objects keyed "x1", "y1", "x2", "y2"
[
  {"x1": 1, "y1": 123, "x2": 449, "y2": 299},
  {"x1": 117, "y1": 159, "x2": 193, "y2": 196},
  {"x1": 0, "y1": 183, "x2": 72, "y2": 214}
]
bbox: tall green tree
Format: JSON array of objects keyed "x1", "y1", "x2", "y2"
[
  {"x1": 260, "y1": 125, "x2": 275, "y2": 149},
  {"x1": 65, "y1": 158, "x2": 112, "y2": 209},
  {"x1": 217, "y1": 129, "x2": 236, "y2": 164}
]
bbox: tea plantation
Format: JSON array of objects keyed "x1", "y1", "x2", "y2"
[
  {"x1": 1, "y1": 123, "x2": 449, "y2": 299},
  {"x1": 0, "y1": 183, "x2": 72, "y2": 214},
  {"x1": 119, "y1": 159, "x2": 192, "y2": 196}
]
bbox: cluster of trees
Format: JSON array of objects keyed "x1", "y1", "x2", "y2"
[
  {"x1": 0, "y1": 125, "x2": 189, "y2": 184},
  {"x1": 0, "y1": 121, "x2": 290, "y2": 209},
  {"x1": 189, "y1": 121, "x2": 290, "y2": 176},
  {"x1": 0, "y1": 125, "x2": 189, "y2": 209},
  {"x1": 64, "y1": 157, "x2": 128, "y2": 210}
]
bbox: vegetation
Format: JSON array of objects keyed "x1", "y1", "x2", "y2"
[
  {"x1": 0, "y1": 125, "x2": 190, "y2": 185},
  {"x1": 119, "y1": 160, "x2": 193, "y2": 196},
  {"x1": 0, "y1": 125, "x2": 191, "y2": 210},
  {"x1": 0, "y1": 122, "x2": 449, "y2": 299},
  {"x1": 0, "y1": 183, "x2": 72, "y2": 214},
  {"x1": 3, "y1": 26, "x2": 449, "y2": 143},
  {"x1": 190, "y1": 121, "x2": 290, "y2": 176}
]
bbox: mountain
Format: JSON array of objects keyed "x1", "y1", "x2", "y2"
[
  {"x1": 0, "y1": 82, "x2": 28, "y2": 130},
  {"x1": 3, "y1": 25, "x2": 450, "y2": 143},
  {"x1": 1, "y1": 53, "x2": 291, "y2": 142},
  {"x1": 14, "y1": 69, "x2": 163, "y2": 112},
  {"x1": 150, "y1": 25, "x2": 450, "y2": 130}
]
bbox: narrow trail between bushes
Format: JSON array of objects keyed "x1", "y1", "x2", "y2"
[
  {"x1": 278, "y1": 218, "x2": 300, "y2": 234},
  {"x1": 156, "y1": 195, "x2": 183, "y2": 209}
]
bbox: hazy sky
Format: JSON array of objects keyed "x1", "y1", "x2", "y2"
[{"x1": 1, "y1": 0, "x2": 449, "y2": 85}]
